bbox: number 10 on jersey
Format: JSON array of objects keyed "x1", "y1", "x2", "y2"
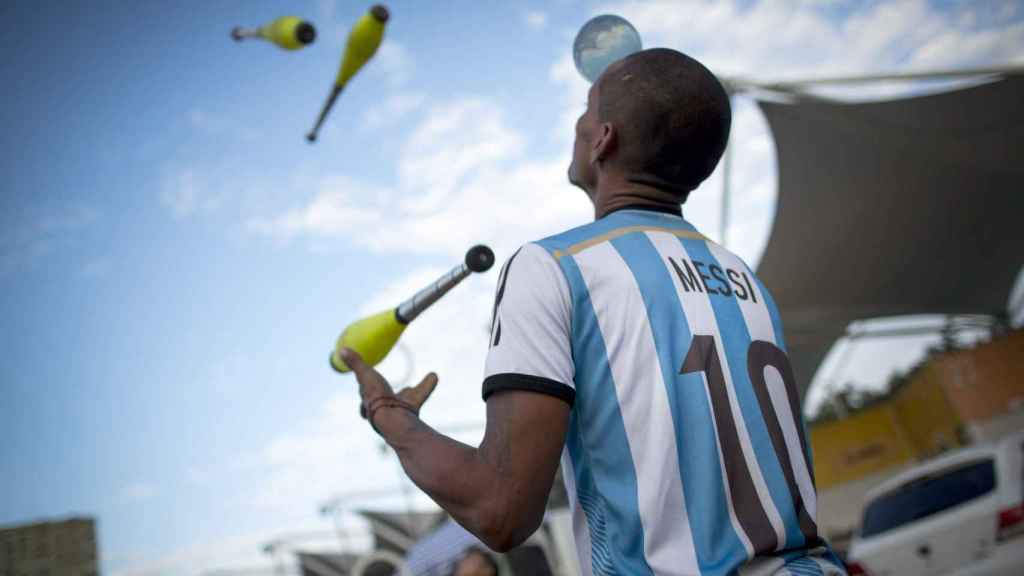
[{"x1": 681, "y1": 336, "x2": 819, "y2": 547}]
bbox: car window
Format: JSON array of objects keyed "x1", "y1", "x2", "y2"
[{"x1": 860, "y1": 458, "x2": 995, "y2": 538}]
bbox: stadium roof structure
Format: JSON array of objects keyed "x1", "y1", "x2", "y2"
[
  {"x1": 357, "y1": 509, "x2": 448, "y2": 555},
  {"x1": 734, "y1": 68, "x2": 1024, "y2": 395}
]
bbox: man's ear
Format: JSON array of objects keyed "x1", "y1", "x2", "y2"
[{"x1": 590, "y1": 122, "x2": 616, "y2": 165}]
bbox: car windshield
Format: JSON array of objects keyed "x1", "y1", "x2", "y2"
[{"x1": 860, "y1": 458, "x2": 996, "y2": 538}]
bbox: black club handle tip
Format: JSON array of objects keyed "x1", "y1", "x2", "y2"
[{"x1": 465, "y1": 245, "x2": 495, "y2": 273}]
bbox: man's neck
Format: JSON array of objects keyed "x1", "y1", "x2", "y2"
[{"x1": 592, "y1": 177, "x2": 682, "y2": 220}]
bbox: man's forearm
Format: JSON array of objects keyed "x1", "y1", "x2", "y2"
[{"x1": 372, "y1": 406, "x2": 532, "y2": 550}]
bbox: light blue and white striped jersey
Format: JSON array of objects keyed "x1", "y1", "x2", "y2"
[{"x1": 483, "y1": 208, "x2": 846, "y2": 576}]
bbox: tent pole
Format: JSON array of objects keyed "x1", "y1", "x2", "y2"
[{"x1": 720, "y1": 116, "x2": 733, "y2": 247}]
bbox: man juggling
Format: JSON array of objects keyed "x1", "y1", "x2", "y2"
[{"x1": 342, "y1": 48, "x2": 847, "y2": 576}]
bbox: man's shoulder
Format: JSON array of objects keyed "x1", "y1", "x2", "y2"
[{"x1": 531, "y1": 219, "x2": 611, "y2": 256}]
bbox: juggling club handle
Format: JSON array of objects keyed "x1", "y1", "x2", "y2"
[
  {"x1": 307, "y1": 85, "x2": 343, "y2": 142},
  {"x1": 395, "y1": 266, "x2": 472, "y2": 324},
  {"x1": 395, "y1": 245, "x2": 494, "y2": 324}
]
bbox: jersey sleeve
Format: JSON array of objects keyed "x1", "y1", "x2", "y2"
[{"x1": 482, "y1": 242, "x2": 575, "y2": 405}]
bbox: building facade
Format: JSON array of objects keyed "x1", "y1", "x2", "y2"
[
  {"x1": 931, "y1": 329, "x2": 1024, "y2": 442},
  {"x1": 0, "y1": 517, "x2": 97, "y2": 576}
]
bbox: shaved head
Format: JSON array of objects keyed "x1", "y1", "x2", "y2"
[{"x1": 596, "y1": 48, "x2": 731, "y2": 201}]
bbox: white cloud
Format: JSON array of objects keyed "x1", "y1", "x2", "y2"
[
  {"x1": 397, "y1": 99, "x2": 526, "y2": 214},
  {"x1": 546, "y1": 53, "x2": 591, "y2": 166},
  {"x1": 111, "y1": 520, "x2": 375, "y2": 576},
  {"x1": 109, "y1": 526, "x2": 321, "y2": 576},
  {"x1": 251, "y1": 393, "x2": 391, "y2": 505},
  {"x1": 249, "y1": 96, "x2": 586, "y2": 259},
  {"x1": 370, "y1": 41, "x2": 413, "y2": 88},
  {"x1": 599, "y1": 0, "x2": 1024, "y2": 85},
  {"x1": 360, "y1": 92, "x2": 427, "y2": 131},
  {"x1": 524, "y1": 10, "x2": 549, "y2": 31},
  {"x1": 121, "y1": 481, "x2": 158, "y2": 503},
  {"x1": 909, "y1": 20, "x2": 1024, "y2": 68},
  {"x1": 246, "y1": 175, "x2": 388, "y2": 244}
]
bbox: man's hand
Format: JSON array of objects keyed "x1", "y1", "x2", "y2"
[
  {"x1": 340, "y1": 347, "x2": 439, "y2": 411},
  {"x1": 339, "y1": 348, "x2": 570, "y2": 552}
]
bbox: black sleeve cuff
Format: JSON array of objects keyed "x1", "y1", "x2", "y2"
[{"x1": 482, "y1": 373, "x2": 575, "y2": 406}]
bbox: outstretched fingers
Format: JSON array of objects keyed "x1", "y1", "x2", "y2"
[
  {"x1": 342, "y1": 347, "x2": 438, "y2": 412},
  {"x1": 411, "y1": 372, "x2": 439, "y2": 407}
]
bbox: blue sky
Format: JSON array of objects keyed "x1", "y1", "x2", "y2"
[{"x1": 2, "y1": 0, "x2": 1022, "y2": 574}]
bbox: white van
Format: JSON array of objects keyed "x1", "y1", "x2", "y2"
[{"x1": 846, "y1": 430, "x2": 1024, "y2": 575}]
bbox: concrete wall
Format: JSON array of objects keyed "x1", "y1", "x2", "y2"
[
  {"x1": 934, "y1": 329, "x2": 1024, "y2": 425},
  {"x1": 967, "y1": 408, "x2": 1024, "y2": 443}
]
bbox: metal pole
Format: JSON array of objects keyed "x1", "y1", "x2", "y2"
[{"x1": 720, "y1": 118, "x2": 733, "y2": 247}]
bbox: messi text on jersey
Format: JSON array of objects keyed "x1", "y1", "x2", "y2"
[{"x1": 667, "y1": 256, "x2": 757, "y2": 301}]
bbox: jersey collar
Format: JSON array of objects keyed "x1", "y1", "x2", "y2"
[{"x1": 603, "y1": 203, "x2": 683, "y2": 218}]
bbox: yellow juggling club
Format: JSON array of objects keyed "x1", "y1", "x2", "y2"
[
  {"x1": 306, "y1": 4, "x2": 390, "y2": 142},
  {"x1": 231, "y1": 16, "x2": 317, "y2": 50},
  {"x1": 330, "y1": 245, "x2": 495, "y2": 373}
]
